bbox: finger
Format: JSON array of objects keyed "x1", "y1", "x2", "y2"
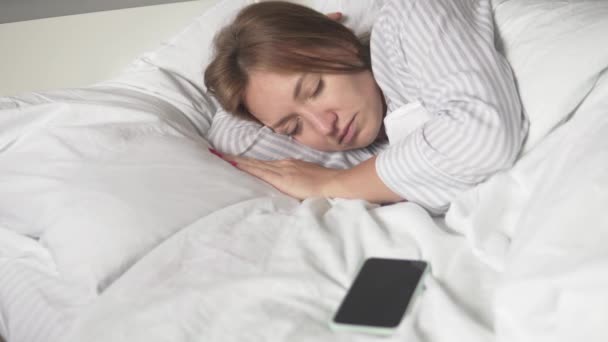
[
  {"x1": 326, "y1": 12, "x2": 343, "y2": 21},
  {"x1": 208, "y1": 148, "x2": 239, "y2": 167},
  {"x1": 208, "y1": 147, "x2": 224, "y2": 158},
  {"x1": 219, "y1": 153, "x2": 240, "y2": 167}
]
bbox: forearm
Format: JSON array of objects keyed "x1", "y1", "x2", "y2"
[{"x1": 322, "y1": 156, "x2": 403, "y2": 204}]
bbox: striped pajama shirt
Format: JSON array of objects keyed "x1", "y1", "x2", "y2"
[{"x1": 208, "y1": 0, "x2": 528, "y2": 214}]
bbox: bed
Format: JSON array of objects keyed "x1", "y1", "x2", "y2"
[{"x1": 1, "y1": 0, "x2": 607, "y2": 341}]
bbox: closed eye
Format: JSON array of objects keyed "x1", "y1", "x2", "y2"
[
  {"x1": 286, "y1": 117, "x2": 302, "y2": 137},
  {"x1": 309, "y1": 78, "x2": 324, "y2": 99}
]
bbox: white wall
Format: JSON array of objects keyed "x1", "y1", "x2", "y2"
[
  {"x1": 0, "y1": 0, "x2": 217, "y2": 96},
  {"x1": 0, "y1": 0, "x2": 194, "y2": 24}
]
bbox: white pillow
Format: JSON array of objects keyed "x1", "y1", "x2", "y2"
[
  {"x1": 311, "y1": 0, "x2": 387, "y2": 36},
  {"x1": 103, "y1": 0, "x2": 384, "y2": 134},
  {"x1": 492, "y1": 0, "x2": 608, "y2": 152},
  {"x1": 104, "y1": 0, "x2": 608, "y2": 156},
  {"x1": 98, "y1": 0, "x2": 252, "y2": 137}
]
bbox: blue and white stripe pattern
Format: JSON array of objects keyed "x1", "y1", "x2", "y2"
[
  {"x1": 372, "y1": 0, "x2": 528, "y2": 213},
  {"x1": 208, "y1": 0, "x2": 528, "y2": 213}
]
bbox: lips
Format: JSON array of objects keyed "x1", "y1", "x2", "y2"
[{"x1": 338, "y1": 114, "x2": 357, "y2": 145}]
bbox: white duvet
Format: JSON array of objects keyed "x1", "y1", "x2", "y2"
[
  {"x1": 2, "y1": 0, "x2": 608, "y2": 341},
  {"x1": 61, "y1": 72, "x2": 608, "y2": 342},
  {"x1": 61, "y1": 198, "x2": 490, "y2": 342}
]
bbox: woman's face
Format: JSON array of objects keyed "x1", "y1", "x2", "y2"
[{"x1": 243, "y1": 70, "x2": 385, "y2": 152}]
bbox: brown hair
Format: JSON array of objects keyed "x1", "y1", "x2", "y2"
[{"x1": 204, "y1": 1, "x2": 371, "y2": 120}]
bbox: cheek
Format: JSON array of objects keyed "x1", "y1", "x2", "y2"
[
  {"x1": 296, "y1": 132, "x2": 327, "y2": 150},
  {"x1": 337, "y1": 76, "x2": 363, "y2": 101},
  {"x1": 346, "y1": 74, "x2": 382, "y2": 117},
  {"x1": 294, "y1": 125, "x2": 340, "y2": 151},
  {"x1": 359, "y1": 74, "x2": 380, "y2": 101}
]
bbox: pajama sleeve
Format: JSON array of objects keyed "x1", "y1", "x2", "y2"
[{"x1": 372, "y1": 0, "x2": 528, "y2": 213}]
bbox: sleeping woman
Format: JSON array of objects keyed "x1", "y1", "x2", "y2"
[{"x1": 204, "y1": 0, "x2": 528, "y2": 215}]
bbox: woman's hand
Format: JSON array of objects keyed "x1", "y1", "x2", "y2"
[
  {"x1": 208, "y1": 148, "x2": 403, "y2": 203},
  {"x1": 222, "y1": 153, "x2": 341, "y2": 200}
]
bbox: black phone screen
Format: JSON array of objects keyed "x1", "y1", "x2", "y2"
[{"x1": 333, "y1": 257, "x2": 428, "y2": 328}]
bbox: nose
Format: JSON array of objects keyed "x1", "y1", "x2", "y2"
[{"x1": 305, "y1": 108, "x2": 338, "y2": 137}]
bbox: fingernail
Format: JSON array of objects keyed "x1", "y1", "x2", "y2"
[
  {"x1": 208, "y1": 148, "x2": 223, "y2": 158},
  {"x1": 229, "y1": 161, "x2": 238, "y2": 167}
]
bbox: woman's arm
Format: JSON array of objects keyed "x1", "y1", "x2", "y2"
[
  {"x1": 322, "y1": 156, "x2": 403, "y2": 203},
  {"x1": 221, "y1": 153, "x2": 403, "y2": 204},
  {"x1": 370, "y1": 0, "x2": 528, "y2": 213}
]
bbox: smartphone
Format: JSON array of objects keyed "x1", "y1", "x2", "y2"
[{"x1": 329, "y1": 257, "x2": 429, "y2": 336}]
